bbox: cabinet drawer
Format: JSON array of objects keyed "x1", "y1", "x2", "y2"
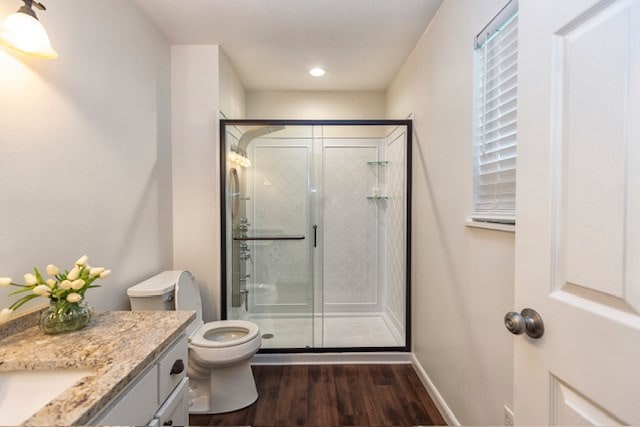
[
  {"x1": 154, "y1": 377, "x2": 189, "y2": 427},
  {"x1": 94, "y1": 364, "x2": 158, "y2": 426},
  {"x1": 157, "y1": 334, "x2": 188, "y2": 403}
]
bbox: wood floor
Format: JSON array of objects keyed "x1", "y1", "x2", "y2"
[{"x1": 190, "y1": 364, "x2": 446, "y2": 426}]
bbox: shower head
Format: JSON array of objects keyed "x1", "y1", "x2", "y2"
[{"x1": 238, "y1": 125, "x2": 285, "y2": 150}]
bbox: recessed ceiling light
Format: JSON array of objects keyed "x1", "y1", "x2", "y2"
[{"x1": 309, "y1": 67, "x2": 326, "y2": 77}]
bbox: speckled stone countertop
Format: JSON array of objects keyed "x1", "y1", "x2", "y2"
[{"x1": 0, "y1": 310, "x2": 195, "y2": 426}]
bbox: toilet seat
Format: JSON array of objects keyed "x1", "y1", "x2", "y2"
[{"x1": 190, "y1": 320, "x2": 260, "y2": 349}]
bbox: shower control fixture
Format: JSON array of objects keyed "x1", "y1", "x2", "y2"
[
  {"x1": 239, "y1": 252, "x2": 252, "y2": 261},
  {"x1": 239, "y1": 217, "x2": 251, "y2": 232},
  {"x1": 239, "y1": 274, "x2": 251, "y2": 283}
]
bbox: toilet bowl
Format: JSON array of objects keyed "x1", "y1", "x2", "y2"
[
  {"x1": 190, "y1": 320, "x2": 261, "y2": 367},
  {"x1": 127, "y1": 271, "x2": 262, "y2": 414}
]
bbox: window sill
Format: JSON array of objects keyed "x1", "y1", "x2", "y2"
[{"x1": 465, "y1": 220, "x2": 515, "y2": 233}]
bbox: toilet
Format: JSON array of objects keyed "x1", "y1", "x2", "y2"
[{"x1": 127, "y1": 271, "x2": 261, "y2": 414}]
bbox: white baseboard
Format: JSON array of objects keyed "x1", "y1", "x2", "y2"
[
  {"x1": 411, "y1": 354, "x2": 461, "y2": 426},
  {"x1": 252, "y1": 352, "x2": 412, "y2": 365}
]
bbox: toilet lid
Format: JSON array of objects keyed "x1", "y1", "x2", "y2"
[
  {"x1": 174, "y1": 271, "x2": 204, "y2": 338},
  {"x1": 190, "y1": 320, "x2": 260, "y2": 348}
]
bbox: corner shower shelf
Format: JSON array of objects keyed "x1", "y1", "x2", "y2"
[
  {"x1": 367, "y1": 196, "x2": 389, "y2": 200},
  {"x1": 367, "y1": 161, "x2": 390, "y2": 166}
]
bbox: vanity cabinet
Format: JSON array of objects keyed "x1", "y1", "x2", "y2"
[{"x1": 92, "y1": 334, "x2": 189, "y2": 426}]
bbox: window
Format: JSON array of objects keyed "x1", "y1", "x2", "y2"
[{"x1": 472, "y1": 1, "x2": 518, "y2": 224}]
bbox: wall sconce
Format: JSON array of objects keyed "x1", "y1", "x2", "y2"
[{"x1": 0, "y1": 0, "x2": 57, "y2": 59}]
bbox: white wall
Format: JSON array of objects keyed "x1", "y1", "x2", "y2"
[
  {"x1": 0, "y1": 0, "x2": 172, "y2": 313},
  {"x1": 171, "y1": 45, "x2": 247, "y2": 321},
  {"x1": 219, "y1": 49, "x2": 247, "y2": 119},
  {"x1": 171, "y1": 45, "x2": 221, "y2": 321},
  {"x1": 386, "y1": 0, "x2": 515, "y2": 424},
  {"x1": 247, "y1": 90, "x2": 386, "y2": 119}
]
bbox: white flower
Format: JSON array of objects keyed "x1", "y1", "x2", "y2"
[
  {"x1": 71, "y1": 279, "x2": 85, "y2": 290},
  {"x1": 67, "y1": 267, "x2": 80, "y2": 281},
  {"x1": 32, "y1": 285, "x2": 51, "y2": 296},
  {"x1": 99, "y1": 270, "x2": 111, "y2": 279},
  {"x1": 24, "y1": 274, "x2": 37, "y2": 285},
  {"x1": 60, "y1": 280, "x2": 72, "y2": 290},
  {"x1": 0, "y1": 277, "x2": 12, "y2": 287},
  {"x1": 75, "y1": 255, "x2": 89, "y2": 267},
  {"x1": 46, "y1": 264, "x2": 59, "y2": 276},
  {"x1": 46, "y1": 279, "x2": 56, "y2": 288},
  {"x1": 0, "y1": 308, "x2": 13, "y2": 323},
  {"x1": 89, "y1": 267, "x2": 105, "y2": 277},
  {"x1": 66, "y1": 293, "x2": 82, "y2": 303}
]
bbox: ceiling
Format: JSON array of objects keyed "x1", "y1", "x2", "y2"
[{"x1": 133, "y1": 0, "x2": 443, "y2": 91}]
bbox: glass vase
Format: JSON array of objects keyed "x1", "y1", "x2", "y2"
[{"x1": 39, "y1": 301, "x2": 95, "y2": 334}]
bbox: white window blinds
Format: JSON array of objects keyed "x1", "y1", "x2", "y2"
[{"x1": 472, "y1": 4, "x2": 518, "y2": 223}]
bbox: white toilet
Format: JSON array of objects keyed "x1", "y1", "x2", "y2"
[{"x1": 127, "y1": 271, "x2": 262, "y2": 414}]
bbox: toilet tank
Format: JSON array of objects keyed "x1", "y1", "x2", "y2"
[{"x1": 127, "y1": 271, "x2": 179, "y2": 311}]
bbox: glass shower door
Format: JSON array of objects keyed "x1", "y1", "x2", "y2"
[
  {"x1": 222, "y1": 120, "x2": 410, "y2": 351},
  {"x1": 224, "y1": 124, "x2": 315, "y2": 349}
]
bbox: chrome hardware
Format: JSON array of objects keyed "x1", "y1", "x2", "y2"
[
  {"x1": 239, "y1": 274, "x2": 250, "y2": 283},
  {"x1": 240, "y1": 289, "x2": 249, "y2": 311},
  {"x1": 239, "y1": 242, "x2": 251, "y2": 260},
  {"x1": 504, "y1": 308, "x2": 544, "y2": 339},
  {"x1": 239, "y1": 217, "x2": 251, "y2": 231}
]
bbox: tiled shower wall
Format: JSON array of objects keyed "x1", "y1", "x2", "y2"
[
  {"x1": 384, "y1": 128, "x2": 407, "y2": 337},
  {"x1": 250, "y1": 143, "x2": 311, "y2": 310},
  {"x1": 323, "y1": 143, "x2": 380, "y2": 311}
]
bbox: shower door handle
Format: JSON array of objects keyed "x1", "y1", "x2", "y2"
[{"x1": 313, "y1": 225, "x2": 318, "y2": 248}]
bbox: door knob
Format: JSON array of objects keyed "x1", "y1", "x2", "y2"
[{"x1": 504, "y1": 308, "x2": 544, "y2": 339}]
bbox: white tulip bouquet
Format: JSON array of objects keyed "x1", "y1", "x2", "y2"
[{"x1": 0, "y1": 255, "x2": 110, "y2": 323}]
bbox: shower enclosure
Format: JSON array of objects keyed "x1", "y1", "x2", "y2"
[{"x1": 221, "y1": 120, "x2": 411, "y2": 351}]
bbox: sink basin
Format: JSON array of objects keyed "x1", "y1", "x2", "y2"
[{"x1": 0, "y1": 369, "x2": 93, "y2": 425}]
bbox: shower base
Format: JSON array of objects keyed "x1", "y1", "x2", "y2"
[{"x1": 243, "y1": 313, "x2": 403, "y2": 349}]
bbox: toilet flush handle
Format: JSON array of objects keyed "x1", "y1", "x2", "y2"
[{"x1": 170, "y1": 359, "x2": 185, "y2": 375}]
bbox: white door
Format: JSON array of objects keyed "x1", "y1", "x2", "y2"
[{"x1": 514, "y1": 0, "x2": 640, "y2": 424}]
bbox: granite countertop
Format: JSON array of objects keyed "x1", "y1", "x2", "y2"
[{"x1": 0, "y1": 310, "x2": 195, "y2": 426}]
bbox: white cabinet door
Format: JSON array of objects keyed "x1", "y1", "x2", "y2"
[
  {"x1": 154, "y1": 377, "x2": 189, "y2": 427},
  {"x1": 94, "y1": 365, "x2": 159, "y2": 426},
  {"x1": 515, "y1": 0, "x2": 640, "y2": 424}
]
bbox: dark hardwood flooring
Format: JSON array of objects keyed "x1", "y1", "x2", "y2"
[{"x1": 190, "y1": 364, "x2": 446, "y2": 426}]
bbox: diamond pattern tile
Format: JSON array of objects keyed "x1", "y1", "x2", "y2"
[
  {"x1": 323, "y1": 146, "x2": 378, "y2": 305},
  {"x1": 252, "y1": 146, "x2": 311, "y2": 305}
]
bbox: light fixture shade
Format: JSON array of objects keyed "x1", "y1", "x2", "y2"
[{"x1": 0, "y1": 10, "x2": 57, "y2": 59}]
